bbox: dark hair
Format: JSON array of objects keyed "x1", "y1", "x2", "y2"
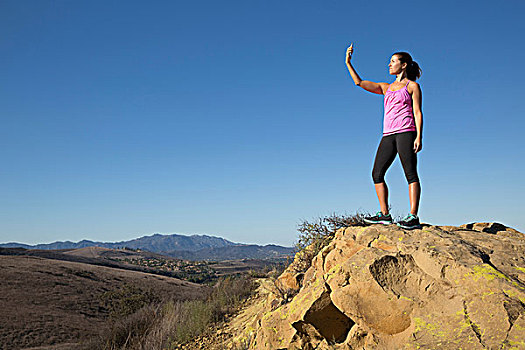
[{"x1": 393, "y1": 52, "x2": 422, "y2": 81}]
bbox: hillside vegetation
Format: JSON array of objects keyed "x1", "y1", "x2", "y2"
[{"x1": 0, "y1": 246, "x2": 287, "y2": 349}]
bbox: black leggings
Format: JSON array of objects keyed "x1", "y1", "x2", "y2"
[{"x1": 372, "y1": 131, "x2": 419, "y2": 184}]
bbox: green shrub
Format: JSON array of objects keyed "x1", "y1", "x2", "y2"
[
  {"x1": 100, "y1": 283, "x2": 159, "y2": 319},
  {"x1": 93, "y1": 274, "x2": 257, "y2": 349},
  {"x1": 207, "y1": 274, "x2": 256, "y2": 320},
  {"x1": 170, "y1": 299, "x2": 214, "y2": 344},
  {"x1": 161, "y1": 274, "x2": 256, "y2": 346}
]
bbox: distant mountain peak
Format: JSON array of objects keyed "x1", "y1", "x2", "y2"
[{"x1": 0, "y1": 233, "x2": 292, "y2": 260}]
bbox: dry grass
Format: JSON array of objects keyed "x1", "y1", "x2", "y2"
[
  {"x1": 0, "y1": 255, "x2": 206, "y2": 349},
  {"x1": 92, "y1": 274, "x2": 257, "y2": 350},
  {"x1": 293, "y1": 212, "x2": 367, "y2": 272}
]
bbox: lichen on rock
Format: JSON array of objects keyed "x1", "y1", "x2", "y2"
[{"x1": 224, "y1": 222, "x2": 525, "y2": 349}]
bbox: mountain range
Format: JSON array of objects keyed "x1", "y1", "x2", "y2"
[{"x1": 0, "y1": 233, "x2": 295, "y2": 261}]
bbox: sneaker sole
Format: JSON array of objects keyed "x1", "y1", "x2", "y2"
[
  {"x1": 396, "y1": 223, "x2": 422, "y2": 230},
  {"x1": 364, "y1": 219, "x2": 393, "y2": 225}
]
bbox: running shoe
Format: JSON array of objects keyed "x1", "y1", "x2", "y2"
[
  {"x1": 364, "y1": 211, "x2": 393, "y2": 225},
  {"x1": 397, "y1": 214, "x2": 422, "y2": 230}
]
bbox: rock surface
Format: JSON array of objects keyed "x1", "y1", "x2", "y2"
[{"x1": 223, "y1": 222, "x2": 525, "y2": 349}]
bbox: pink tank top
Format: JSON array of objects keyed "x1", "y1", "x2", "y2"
[{"x1": 383, "y1": 80, "x2": 416, "y2": 136}]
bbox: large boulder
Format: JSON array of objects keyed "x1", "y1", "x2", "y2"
[{"x1": 230, "y1": 222, "x2": 525, "y2": 349}]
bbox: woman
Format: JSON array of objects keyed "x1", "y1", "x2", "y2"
[{"x1": 345, "y1": 44, "x2": 423, "y2": 230}]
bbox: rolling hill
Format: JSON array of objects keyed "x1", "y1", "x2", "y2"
[{"x1": 0, "y1": 254, "x2": 206, "y2": 350}]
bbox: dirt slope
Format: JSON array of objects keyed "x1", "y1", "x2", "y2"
[{"x1": 0, "y1": 255, "x2": 205, "y2": 350}]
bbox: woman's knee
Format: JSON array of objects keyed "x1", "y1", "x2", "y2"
[
  {"x1": 372, "y1": 169, "x2": 385, "y2": 184},
  {"x1": 406, "y1": 173, "x2": 420, "y2": 184}
]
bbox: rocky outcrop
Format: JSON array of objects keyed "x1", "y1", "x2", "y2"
[{"x1": 226, "y1": 222, "x2": 525, "y2": 349}]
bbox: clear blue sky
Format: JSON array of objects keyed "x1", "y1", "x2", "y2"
[{"x1": 1, "y1": 0, "x2": 524, "y2": 247}]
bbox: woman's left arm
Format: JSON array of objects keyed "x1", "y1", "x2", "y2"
[{"x1": 411, "y1": 82, "x2": 423, "y2": 153}]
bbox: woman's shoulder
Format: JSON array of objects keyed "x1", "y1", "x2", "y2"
[{"x1": 407, "y1": 80, "x2": 421, "y2": 93}]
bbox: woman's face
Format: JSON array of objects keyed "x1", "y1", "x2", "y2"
[{"x1": 388, "y1": 55, "x2": 406, "y2": 75}]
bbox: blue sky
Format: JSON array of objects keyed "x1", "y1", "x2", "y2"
[{"x1": 1, "y1": 0, "x2": 524, "y2": 247}]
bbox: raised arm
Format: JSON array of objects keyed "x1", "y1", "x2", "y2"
[{"x1": 345, "y1": 44, "x2": 388, "y2": 95}]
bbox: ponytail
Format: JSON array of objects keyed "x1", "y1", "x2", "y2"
[{"x1": 393, "y1": 52, "x2": 422, "y2": 81}]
